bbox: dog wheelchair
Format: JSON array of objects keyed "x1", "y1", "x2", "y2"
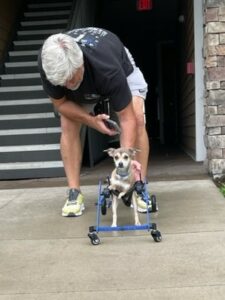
[{"x1": 88, "y1": 178, "x2": 162, "y2": 245}]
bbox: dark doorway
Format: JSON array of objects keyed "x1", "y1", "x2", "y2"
[{"x1": 95, "y1": 0, "x2": 179, "y2": 146}]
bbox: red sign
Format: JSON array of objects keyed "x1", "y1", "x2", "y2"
[
  {"x1": 186, "y1": 62, "x2": 195, "y2": 75},
  {"x1": 137, "y1": 0, "x2": 152, "y2": 11}
]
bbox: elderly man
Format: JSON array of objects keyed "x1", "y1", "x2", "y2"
[{"x1": 38, "y1": 27, "x2": 150, "y2": 217}]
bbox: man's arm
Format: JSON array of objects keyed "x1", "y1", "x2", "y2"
[
  {"x1": 51, "y1": 97, "x2": 118, "y2": 136},
  {"x1": 116, "y1": 101, "x2": 137, "y2": 148}
]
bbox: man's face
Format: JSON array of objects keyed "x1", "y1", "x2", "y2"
[{"x1": 65, "y1": 65, "x2": 84, "y2": 90}]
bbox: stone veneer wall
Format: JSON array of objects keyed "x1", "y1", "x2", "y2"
[{"x1": 204, "y1": 0, "x2": 225, "y2": 177}]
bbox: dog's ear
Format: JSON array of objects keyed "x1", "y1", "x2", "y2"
[
  {"x1": 103, "y1": 148, "x2": 115, "y2": 157},
  {"x1": 128, "y1": 148, "x2": 140, "y2": 157}
]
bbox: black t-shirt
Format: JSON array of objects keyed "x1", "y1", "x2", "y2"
[{"x1": 38, "y1": 27, "x2": 133, "y2": 112}]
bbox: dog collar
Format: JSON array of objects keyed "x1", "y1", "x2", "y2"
[{"x1": 116, "y1": 169, "x2": 129, "y2": 178}]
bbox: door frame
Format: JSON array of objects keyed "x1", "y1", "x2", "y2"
[{"x1": 194, "y1": 0, "x2": 206, "y2": 161}]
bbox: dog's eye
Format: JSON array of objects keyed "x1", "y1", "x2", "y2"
[
  {"x1": 124, "y1": 155, "x2": 129, "y2": 160},
  {"x1": 114, "y1": 155, "x2": 119, "y2": 160}
]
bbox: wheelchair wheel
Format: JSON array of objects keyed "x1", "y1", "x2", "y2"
[
  {"x1": 151, "y1": 230, "x2": 162, "y2": 242},
  {"x1": 151, "y1": 194, "x2": 158, "y2": 212},
  {"x1": 88, "y1": 232, "x2": 100, "y2": 245},
  {"x1": 101, "y1": 198, "x2": 107, "y2": 215}
]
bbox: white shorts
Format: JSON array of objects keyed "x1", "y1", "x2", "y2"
[{"x1": 125, "y1": 47, "x2": 148, "y2": 100}]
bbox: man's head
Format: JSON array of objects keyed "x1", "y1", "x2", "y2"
[{"x1": 41, "y1": 33, "x2": 84, "y2": 88}]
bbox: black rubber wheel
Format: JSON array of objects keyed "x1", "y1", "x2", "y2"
[
  {"x1": 88, "y1": 232, "x2": 100, "y2": 245},
  {"x1": 101, "y1": 198, "x2": 107, "y2": 215},
  {"x1": 151, "y1": 230, "x2": 162, "y2": 242},
  {"x1": 151, "y1": 194, "x2": 158, "y2": 212}
]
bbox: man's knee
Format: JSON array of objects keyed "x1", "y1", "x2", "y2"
[{"x1": 60, "y1": 115, "x2": 81, "y2": 137}]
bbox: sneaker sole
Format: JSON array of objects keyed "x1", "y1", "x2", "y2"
[
  {"x1": 62, "y1": 212, "x2": 82, "y2": 217},
  {"x1": 62, "y1": 205, "x2": 85, "y2": 217},
  {"x1": 130, "y1": 204, "x2": 152, "y2": 213},
  {"x1": 137, "y1": 207, "x2": 152, "y2": 213}
]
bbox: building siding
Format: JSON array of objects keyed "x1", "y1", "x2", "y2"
[{"x1": 179, "y1": 0, "x2": 196, "y2": 158}]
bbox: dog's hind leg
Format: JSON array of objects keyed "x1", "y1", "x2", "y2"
[
  {"x1": 118, "y1": 191, "x2": 126, "y2": 199},
  {"x1": 132, "y1": 192, "x2": 141, "y2": 226},
  {"x1": 111, "y1": 195, "x2": 118, "y2": 227}
]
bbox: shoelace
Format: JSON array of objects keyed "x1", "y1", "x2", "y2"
[{"x1": 67, "y1": 200, "x2": 78, "y2": 206}]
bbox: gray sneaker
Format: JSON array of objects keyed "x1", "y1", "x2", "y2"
[
  {"x1": 62, "y1": 189, "x2": 85, "y2": 217},
  {"x1": 136, "y1": 195, "x2": 152, "y2": 213}
]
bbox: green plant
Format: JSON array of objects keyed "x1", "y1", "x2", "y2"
[
  {"x1": 219, "y1": 183, "x2": 225, "y2": 197},
  {"x1": 213, "y1": 176, "x2": 225, "y2": 197}
]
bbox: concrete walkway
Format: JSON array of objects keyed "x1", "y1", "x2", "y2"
[{"x1": 0, "y1": 178, "x2": 225, "y2": 299}]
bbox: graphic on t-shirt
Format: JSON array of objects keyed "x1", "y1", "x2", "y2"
[{"x1": 68, "y1": 27, "x2": 108, "y2": 48}]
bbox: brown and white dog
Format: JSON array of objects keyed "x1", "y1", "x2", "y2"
[{"x1": 104, "y1": 147, "x2": 141, "y2": 227}]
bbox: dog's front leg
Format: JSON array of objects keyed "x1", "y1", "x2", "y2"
[
  {"x1": 132, "y1": 192, "x2": 141, "y2": 226},
  {"x1": 111, "y1": 195, "x2": 118, "y2": 227}
]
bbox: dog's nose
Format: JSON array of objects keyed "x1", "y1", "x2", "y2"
[{"x1": 118, "y1": 162, "x2": 123, "y2": 168}]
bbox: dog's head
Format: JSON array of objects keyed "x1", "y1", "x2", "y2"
[{"x1": 104, "y1": 147, "x2": 139, "y2": 171}]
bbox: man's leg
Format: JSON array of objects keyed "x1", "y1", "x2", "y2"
[
  {"x1": 132, "y1": 96, "x2": 152, "y2": 213},
  {"x1": 132, "y1": 96, "x2": 150, "y2": 180},
  {"x1": 60, "y1": 115, "x2": 84, "y2": 217},
  {"x1": 60, "y1": 115, "x2": 82, "y2": 189}
]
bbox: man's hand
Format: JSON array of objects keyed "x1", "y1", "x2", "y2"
[
  {"x1": 131, "y1": 160, "x2": 142, "y2": 181},
  {"x1": 93, "y1": 114, "x2": 119, "y2": 136}
]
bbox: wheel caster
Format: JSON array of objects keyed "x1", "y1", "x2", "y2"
[
  {"x1": 88, "y1": 232, "x2": 100, "y2": 245},
  {"x1": 151, "y1": 230, "x2": 162, "y2": 242},
  {"x1": 151, "y1": 194, "x2": 158, "y2": 212}
]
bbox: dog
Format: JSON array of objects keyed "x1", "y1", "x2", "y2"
[{"x1": 104, "y1": 147, "x2": 141, "y2": 227}]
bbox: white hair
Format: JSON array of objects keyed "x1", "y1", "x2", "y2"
[{"x1": 41, "y1": 33, "x2": 83, "y2": 86}]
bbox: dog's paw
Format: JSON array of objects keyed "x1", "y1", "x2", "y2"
[
  {"x1": 135, "y1": 221, "x2": 141, "y2": 226},
  {"x1": 111, "y1": 223, "x2": 117, "y2": 227}
]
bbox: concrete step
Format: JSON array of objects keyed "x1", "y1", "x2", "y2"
[
  {"x1": 0, "y1": 98, "x2": 49, "y2": 106},
  {"x1": 0, "y1": 131, "x2": 60, "y2": 145},
  {"x1": 24, "y1": 10, "x2": 70, "y2": 17},
  {"x1": 27, "y1": 2, "x2": 72, "y2": 11},
  {"x1": 0, "y1": 112, "x2": 54, "y2": 120},
  {"x1": 0, "y1": 73, "x2": 41, "y2": 86},
  {"x1": 23, "y1": 10, "x2": 70, "y2": 21},
  {"x1": 0, "y1": 148, "x2": 61, "y2": 163},
  {"x1": 0, "y1": 127, "x2": 61, "y2": 136},
  {"x1": 0, "y1": 116, "x2": 59, "y2": 130},
  {"x1": 9, "y1": 50, "x2": 38, "y2": 56},
  {"x1": 8, "y1": 50, "x2": 38, "y2": 62},
  {"x1": 0, "y1": 103, "x2": 53, "y2": 115},
  {"x1": 28, "y1": 0, "x2": 69, "y2": 3},
  {"x1": 0, "y1": 111, "x2": 58, "y2": 131},
  {"x1": 0, "y1": 85, "x2": 45, "y2": 99},
  {"x1": 0, "y1": 159, "x2": 63, "y2": 169},
  {"x1": 13, "y1": 40, "x2": 44, "y2": 51},
  {"x1": 17, "y1": 28, "x2": 63, "y2": 40},
  {"x1": 4, "y1": 61, "x2": 38, "y2": 74},
  {"x1": 20, "y1": 19, "x2": 68, "y2": 30},
  {"x1": 0, "y1": 161, "x2": 64, "y2": 179}
]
